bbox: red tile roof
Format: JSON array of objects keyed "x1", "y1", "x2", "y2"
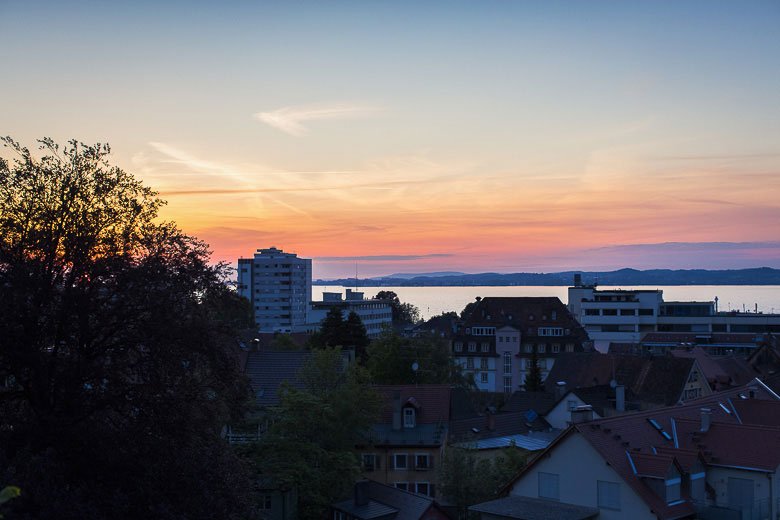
[
  {"x1": 506, "y1": 378, "x2": 780, "y2": 519},
  {"x1": 374, "y1": 385, "x2": 452, "y2": 424}
]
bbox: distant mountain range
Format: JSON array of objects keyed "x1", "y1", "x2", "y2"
[{"x1": 314, "y1": 267, "x2": 780, "y2": 286}]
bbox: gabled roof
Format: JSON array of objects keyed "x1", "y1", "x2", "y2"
[
  {"x1": 545, "y1": 352, "x2": 695, "y2": 406},
  {"x1": 670, "y1": 347, "x2": 757, "y2": 389},
  {"x1": 504, "y1": 379, "x2": 780, "y2": 519},
  {"x1": 374, "y1": 385, "x2": 452, "y2": 424},
  {"x1": 333, "y1": 480, "x2": 445, "y2": 520},
  {"x1": 502, "y1": 391, "x2": 557, "y2": 416},
  {"x1": 459, "y1": 297, "x2": 587, "y2": 339},
  {"x1": 244, "y1": 349, "x2": 312, "y2": 407},
  {"x1": 449, "y1": 411, "x2": 551, "y2": 443}
]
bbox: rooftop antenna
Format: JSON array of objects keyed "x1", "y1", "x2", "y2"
[{"x1": 355, "y1": 262, "x2": 359, "y2": 290}]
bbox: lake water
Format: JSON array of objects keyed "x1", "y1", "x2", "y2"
[{"x1": 313, "y1": 285, "x2": 780, "y2": 321}]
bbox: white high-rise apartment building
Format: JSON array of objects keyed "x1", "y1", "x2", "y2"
[{"x1": 237, "y1": 247, "x2": 312, "y2": 332}]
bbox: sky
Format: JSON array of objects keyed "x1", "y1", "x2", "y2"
[{"x1": 2, "y1": 1, "x2": 780, "y2": 279}]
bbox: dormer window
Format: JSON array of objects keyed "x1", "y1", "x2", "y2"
[{"x1": 403, "y1": 407, "x2": 416, "y2": 428}]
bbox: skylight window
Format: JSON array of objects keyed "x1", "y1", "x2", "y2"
[
  {"x1": 648, "y1": 419, "x2": 662, "y2": 430},
  {"x1": 719, "y1": 402, "x2": 732, "y2": 414},
  {"x1": 661, "y1": 431, "x2": 672, "y2": 441}
]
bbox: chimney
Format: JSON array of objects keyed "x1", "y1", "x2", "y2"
[
  {"x1": 555, "y1": 381, "x2": 567, "y2": 401},
  {"x1": 616, "y1": 385, "x2": 625, "y2": 412},
  {"x1": 354, "y1": 480, "x2": 369, "y2": 507},
  {"x1": 571, "y1": 405, "x2": 593, "y2": 424},
  {"x1": 392, "y1": 391, "x2": 402, "y2": 430},
  {"x1": 700, "y1": 408, "x2": 712, "y2": 432},
  {"x1": 486, "y1": 408, "x2": 495, "y2": 431}
]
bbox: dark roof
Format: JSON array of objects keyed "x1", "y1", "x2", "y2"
[
  {"x1": 671, "y1": 347, "x2": 757, "y2": 389},
  {"x1": 469, "y1": 496, "x2": 598, "y2": 520},
  {"x1": 448, "y1": 387, "x2": 481, "y2": 420},
  {"x1": 367, "y1": 423, "x2": 448, "y2": 447},
  {"x1": 334, "y1": 480, "x2": 443, "y2": 520},
  {"x1": 545, "y1": 352, "x2": 695, "y2": 406},
  {"x1": 375, "y1": 385, "x2": 452, "y2": 424},
  {"x1": 449, "y1": 411, "x2": 550, "y2": 443},
  {"x1": 244, "y1": 349, "x2": 312, "y2": 407},
  {"x1": 505, "y1": 378, "x2": 780, "y2": 519},
  {"x1": 501, "y1": 391, "x2": 557, "y2": 416},
  {"x1": 411, "y1": 314, "x2": 458, "y2": 336},
  {"x1": 459, "y1": 297, "x2": 588, "y2": 341}
]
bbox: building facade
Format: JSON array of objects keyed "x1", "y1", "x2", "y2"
[
  {"x1": 308, "y1": 289, "x2": 392, "y2": 338},
  {"x1": 237, "y1": 247, "x2": 312, "y2": 332},
  {"x1": 568, "y1": 278, "x2": 780, "y2": 352},
  {"x1": 452, "y1": 297, "x2": 590, "y2": 392}
]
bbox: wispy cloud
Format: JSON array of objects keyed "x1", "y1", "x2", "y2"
[
  {"x1": 315, "y1": 254, "x2": 454, "y2": 262},
  {"x1": 585, "y1": 241, "x2": 780, "y2": 253},
  {"x1": 253, "y1": 103, "x2": 381, "y2": 136}
]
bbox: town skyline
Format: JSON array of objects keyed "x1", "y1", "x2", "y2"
[{"x1": 3, "y1": 1, "x2": 780, "y2": 279}]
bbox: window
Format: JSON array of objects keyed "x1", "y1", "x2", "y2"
[
  {"x1": 566, "y1": 343, "x2": 574, "y2": 352},
  {"x1": 585, "y1": 309, "x2": 600, "y2": 316},
  {"x1": 414, "y1": 482, "x2": 430, "y2": 496},
  {"x1": 503, "y1": 352, "x2": 512, "y2": 374},
  {"x1": 552, "y1": 344, "x2": 560, "y2": 353},
  {"x1": 480, "y1": 357, "x2": 488, "y2": 369},
  {"x1": 639, "y1": 308, "x2": 654, "y2": 316},
  {"x1": 454, "y1": 342, "x2": 463, "y2": 352},
  {"x1": 362, "y1": 453, "x2": 377, "y2": 471},
  {"x1": 538, "y1": 327, "x2": 563, "y2": 336},
  {"x1": 498, "y1": 336, "x2": 504, "y2": 342},
  {"x1": 467, "y1": 358, "x2": 474, "y2": 369},
  {"x1": 537, "y1": 344, "x2": 546, "y2": 353},
  {"x1": 539, "y1": 359, "x2": 547, "y2": 369},
  {"x1": 524, "y1": 344, "x2": 532, "y2": 353},
  {"x1": 394, "y1": 482, "x2": 408, "y2": 491},
  {"x1": 567, "y1": 399, "x2": 577, "y2": 410},
  {"x1": 415, "y1": 453, "x2": 430, "y2": 469},
  {"x1": 403, "y1": 408, "x2": 416, "y2": 428},
  {"x1": 666, "y1": 477, "x2": 681, "y2": 503},
  {"x1": 260, "y1": 495, "x2": 272, "y2": 510},
  {"x1": 538, "y1": 472, "x2": 560, "y2": 500},
  {"x1": 468, "y1": 342, "x2": 476, "y2": 352},
  {"x1": 394, "y1": 453, "x2": 408, "y2": 470},
  {"x1": 620, "y1": 309, "x2": 636, "y2": 316},
  {"x1": 481, "y1": 373, "x2": 488, "y2": 384},
  {"x1": 481, "y1": 343, "x2": 490, "y2": 352},
  {"x1": 503, "y1": 376, "x2": 512, "y2": 393},
  {"x1": 597, "y1": 481, "x2": 620, "y2": 510}
]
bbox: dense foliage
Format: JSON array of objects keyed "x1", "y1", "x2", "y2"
[
  {"x1": 373, "y1": 290, "x2": 421, "y2": 326},
  {"x1": 439, "y1": 445, "x2": 527, "y2": 520},
  {"x1": 524, "y1": 346, "x2": 544, "y2": 392},
  {"x1": 0, "y1": 137, "x2": 255, "y2": 519},
  {"x1": 367, "y1": 328, "x2": 474, "y2": 387},
  {"x1": 307, "y1": 308, "x2": 370, "y2": 361},
  {"x1": 248, "y1": 348, "x2": 382, "y2": 519}
]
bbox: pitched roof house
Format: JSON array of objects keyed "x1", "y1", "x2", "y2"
[{"x1": 475, "y1": 379, "x2": 780, "y2": 520}]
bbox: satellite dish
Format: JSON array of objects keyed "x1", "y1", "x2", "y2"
[
  {"x1": 609, "y1": 379, "x2": 617, "y2": 388},
  {"x1": 412, "y1": 362, "x2": 419, "y2": 372}
]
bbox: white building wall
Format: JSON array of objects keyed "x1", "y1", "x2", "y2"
[
  {"x1": 544, "y1": 395, "x2": 602, "y2": 430},
  {"x1": 509, "y1": 432, "x2": 656, "y2": 520},
  {"x1": 706, "y1": 465, "x2": 778, "y2": 514}
]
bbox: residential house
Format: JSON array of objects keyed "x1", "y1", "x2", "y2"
[
  {"x1": 332, "y1": 480, "x2": 451, "y2": 520},
  {"x1": 452, "y1": 297, "x2": 590, "y2": 392},
  {"x1": 472, "y1": 379, "x2": 780, "y2": 520},
  {"x1": 360, "y1": 385, "x2": 451, "y2": 498}
]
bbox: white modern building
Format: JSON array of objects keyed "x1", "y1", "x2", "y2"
[
  {"x1": 308, "y1": 289, "x2": 392, "y2": 338},
  {"x1": 568, "y1": 276, "x2": 780, "y2": 352},
  {"x1": 237, "y1": 247, "x2": 312, "y2": 332}
]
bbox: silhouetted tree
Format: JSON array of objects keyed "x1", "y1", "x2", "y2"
[
  {"x1": 374, "y1": 290, "x2": 420, "y2": 326},
  {"x1": 309, "y1": 308, "x2": 370, "y2": 361},
  {"x1": 524, "y1": 347, "x2": 544, "y2": 392},
  {"x1": 0, "y1": 137, "x2": 254, "y2": 519},
  {"x1": 248, "y1": 348, "x2": 381, "y2": 519},
  {"x1": 367, "y1": 328, "x2": 472, "y2": 387}
]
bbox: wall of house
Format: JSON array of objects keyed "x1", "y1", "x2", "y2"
[
  {"x1": 680, "y1": 363, "x2": 712, "y2": 401},
  {"x1": 544, "y1": 395, "x2": 602, "y2": 429},
  {"x1": 509, "y1": 432, "x2": 656, "y2": 520},
  {"x1": 706, "y1": 465, "x2": 778, "y2": 515},
  {"x1": 360, "y1": 447, "x2": 441, "y2": 498}
]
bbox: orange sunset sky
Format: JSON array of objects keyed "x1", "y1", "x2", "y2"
[{"x1": 2, "y1": 1, "x2": 780, "y2": 278}]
